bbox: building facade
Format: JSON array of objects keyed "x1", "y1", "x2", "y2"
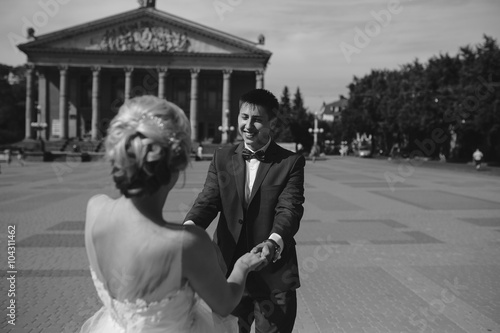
[
  {"x1": 18, "y1": 1, "x2": 271, "y2": 144},
  {"x1": 321, "y1": 95, "x2": 347, "y2": 123}
]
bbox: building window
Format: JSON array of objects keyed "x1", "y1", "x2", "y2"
[
  {"x1": 172, "y1": 76, "x2": 189, "y2": 113},
  {"x1": 85, "y1": 119, "x2": 91, "y2": 133},
  {"x1": 80, "y1": 75, "x2": 92, "y2": 108},
  {"x1": 201, "y1": 77, "x2": 221, "y2": 115},
  {"x1": 110, "y1": 75, "x2": 125, "y2": 112},
  {"x1": 198, "y1": 122, "x2": 205, "y2": 142},
  {"x1": 208, "y1": 122, "x2": 216, "y2": 139}
]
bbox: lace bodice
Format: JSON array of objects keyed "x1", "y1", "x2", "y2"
[{"x1": 88, "y1": 268, "x2": 199, "y2": 332}]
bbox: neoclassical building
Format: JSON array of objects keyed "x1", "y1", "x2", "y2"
[{"x1": 18, "y1": 0, "x2": 271, "y2": 143}]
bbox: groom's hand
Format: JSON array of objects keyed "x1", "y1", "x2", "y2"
[{"x1": 251, "y1": 241, "x2": 275, "y2": 264}]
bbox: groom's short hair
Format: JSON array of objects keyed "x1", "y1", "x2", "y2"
[{"x1": 239, "y1": 89, "x2": 279, "y2": 120}]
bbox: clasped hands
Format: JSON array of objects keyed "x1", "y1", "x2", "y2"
[{"x1": 238, "y1": 240, "x2": 277, "y2": 272}]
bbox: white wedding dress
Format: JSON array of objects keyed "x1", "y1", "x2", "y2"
[{"x1": 80, "y1": 196, "x2": 238, "y2": 333}]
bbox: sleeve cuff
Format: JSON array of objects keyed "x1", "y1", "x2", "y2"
[{"x1": 268, "y1": 233, "x2": 284, "y2": 262}]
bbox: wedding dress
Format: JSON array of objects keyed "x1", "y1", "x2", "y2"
[{"x1": 80, "y1": 196, "x2": 238, "y2": 333}]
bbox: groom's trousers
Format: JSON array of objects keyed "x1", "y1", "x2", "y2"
[
  {"x1": 232, "y1": 290, "x2": 297, "y2": 333},
  {"x1": 230, "y1": 219, "x2": 297, "y2": 333}
]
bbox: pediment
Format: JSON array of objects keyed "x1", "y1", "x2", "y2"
[
  {"x1": 46, "y1": 20, "x2": 233, "y2": 54},
  {"x1": 19, "y1": 8, "x2": 270, "y2": 57}
]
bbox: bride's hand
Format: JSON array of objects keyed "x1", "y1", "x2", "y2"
[{"x1": 236, "y1": 252, "x2": 268, "y2": 272}]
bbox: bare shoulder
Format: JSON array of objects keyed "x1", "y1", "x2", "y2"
[
  {"x1": 85, "y1": 195, "x2": 112, "y2": 228},
  {"x1": 87, "y1": 194, "x2": 110, "y2": 210},
  {"x1": 181, "y1": 225, "x2": 213, "y2": 256}
]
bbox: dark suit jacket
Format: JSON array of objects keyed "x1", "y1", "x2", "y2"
[{"x1": 184, "y1": 141, "x2": 305, "y2": 295}]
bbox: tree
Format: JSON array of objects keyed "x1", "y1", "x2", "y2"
[
  {"x1": 292, "y1": 87, "x2": 307, "y2": 121},
  {"x1": 274, "y1": 86, "x2": 294, "y2": 142},
  {"x1": 341, "y1": 35, "x2": 500, "y2": 162},
  {"x1": 289, "y1": 87, "x2": 314, "y2": 150},
  {"x1": 0, "y1": 64, "x2": 26, "y2": 144},
  {"x1": 454, "y1": 35, "x2": 500, "y2": 161}
]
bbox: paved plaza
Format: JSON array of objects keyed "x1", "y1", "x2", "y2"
[{"x1": 1, "y1": 156, "x2": 499, "y2": 333}]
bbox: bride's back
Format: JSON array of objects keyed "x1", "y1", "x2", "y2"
[{"x1": 86, "y1": 194, "x2": 185, "y2": 304}]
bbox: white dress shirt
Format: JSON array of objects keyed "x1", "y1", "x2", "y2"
[{"x1": 244, "y1": 140, "x2": 284, "y2": 261}]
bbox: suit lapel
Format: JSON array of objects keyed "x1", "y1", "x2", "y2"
[
  {"x1": 248, "y1": 141, "x2": 277, "y2": 205},
  {"x1": 232, "y1": 143, "x2": 246, "y2": 210}
]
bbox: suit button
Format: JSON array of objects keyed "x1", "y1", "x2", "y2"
[{"x1": 238, "y1": 219, "x2": 243, "y2": 224}]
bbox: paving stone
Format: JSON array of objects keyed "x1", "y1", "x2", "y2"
[
  {"x1": 459, "y1": 217, "x2": 500, "y2": 227},
  {"x1": 341, "y1": 181, "x2": 415, "y2": 188},
  {"x1": 373, "y1": 189, "x2": 500, "y2": 210},
  {"x1": 47, "y1": 221, "x2": 85, "y2": 231},
  {"x1": 306, "y1": 191, "x2": 364, "y2": 211},
  {"x1": 18, "y1": 234, "x2": 85, "y2": 247}
]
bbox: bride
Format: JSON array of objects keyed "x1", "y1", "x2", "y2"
[{"x1": 80, "y1": 96, "x2": 267, "y2": 333}]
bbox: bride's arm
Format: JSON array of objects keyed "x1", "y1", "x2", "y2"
[{"x1": 182, "y1": 225, "x2": 266, "y2": 316}]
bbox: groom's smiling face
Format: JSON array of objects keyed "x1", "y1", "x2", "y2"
[{"x1": 238, "y1": 103, "x2": 271, "y2": 151}]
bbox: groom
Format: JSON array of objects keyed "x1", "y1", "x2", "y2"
[{"x1": 184, "y1": 89, "x2": 305, "y2": 333}]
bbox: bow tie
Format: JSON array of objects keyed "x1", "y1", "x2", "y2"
[{"x1": 242, "y1": 148, "x2": 266, "y2": 161}]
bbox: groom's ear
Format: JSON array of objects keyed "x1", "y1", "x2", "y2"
[
  {"x1": 268, "y1": 116, "x2": 279, "y2": 134},
  {"x1": 257, "y1": 127, "x2": 272, "y2": 142}
]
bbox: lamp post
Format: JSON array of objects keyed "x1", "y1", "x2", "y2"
[
  {"x1": 218, "y1": 109, "x2": 235, "y2": 144},
  {"x1": 31, "y1": 103, "x2": 47, "y2": 140},
  {"x1": 308, "y1": 112, "x2": 324, "y2": 147}
]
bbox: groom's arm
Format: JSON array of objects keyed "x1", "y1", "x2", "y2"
[
  {"x1": 271, "y1": 154, "x2": 305, "y2": 250},
  {"x1": 253, "y1": 154, "x2": 305, "y2": 263},
  {"x1": 184, "y1": 151, "x2": 222, "y2": 229}
]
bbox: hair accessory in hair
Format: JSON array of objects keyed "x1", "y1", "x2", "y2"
[
  {"x1": 140, "y1": 113, "x2": 165, "y2": 130},
  {"x1": 168, "y1": 135, "x2": 183, "y2": 157}
]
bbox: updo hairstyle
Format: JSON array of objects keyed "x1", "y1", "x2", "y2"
[{"x1": 105, "y1": 96, "x2": 191, "y2": 197}]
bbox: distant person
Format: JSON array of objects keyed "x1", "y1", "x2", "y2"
[
  {"x1": 5, "y1": 149, "x2": 12, "y2": 165},
  {"x1": 17, "y1": 149, "x2": 25, "y2": 167},
  {"x1": 196, "y1": 143, "x2": 203, "y2": 161},
  {"x1": 340, "y1": 144, "x2": 348, "y2": 157},
  {"x1": 310, "y1": 144, "x2": 319, "y2": 163},
  {"x1": 390, "y1": 144, "x2": 400, "y2": 159},
  {"x1": 472, "y1": 148, "x2": 483, "y2": 170},
  {"x1": 39, "y1": 138, "x2": 46, "y2": 152}
]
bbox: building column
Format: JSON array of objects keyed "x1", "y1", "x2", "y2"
[
  {"x1": 222, "y1": 69, "x2": 232, "y2": 144},
  {"x1": 25, "y1": 64, "x2": 35, "y2": 139},
  {"x1": 124, "y1": 67, "x2": 134, "y2": 101},
  {"x1": 59, "y1": 65, "x2": 68, "y2": 139},
  {"x1": 189, "y1": 68, "x2": 200, "y2": 142},
  {"x1": 255, "y1": 69, "x2": 264, "y2": 89},
  {"x1": 37, "y1": 68, "x2": 48, "y2": 140},
  {"x1": 91, "y1": 66, "x2": 101, "y2": 140},
  {"x1": 157, "y1": 67, "x2": 167, "y2": 99}
]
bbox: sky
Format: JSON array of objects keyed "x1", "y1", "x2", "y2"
[{"x1": 1, "y1": 0, "x2": 500, "y2": 111}]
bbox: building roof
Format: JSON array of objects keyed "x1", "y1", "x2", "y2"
[
  {"x1": 18, "y1": 6, "x2": 271, "y2": 67},
  {"x1": 323, "y1": 96, "x2": 348, "y2": 115}
]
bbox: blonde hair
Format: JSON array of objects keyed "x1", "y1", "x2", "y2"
[{"x1": 105, "y1": 96, "x2": 191, "y2": 197}]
